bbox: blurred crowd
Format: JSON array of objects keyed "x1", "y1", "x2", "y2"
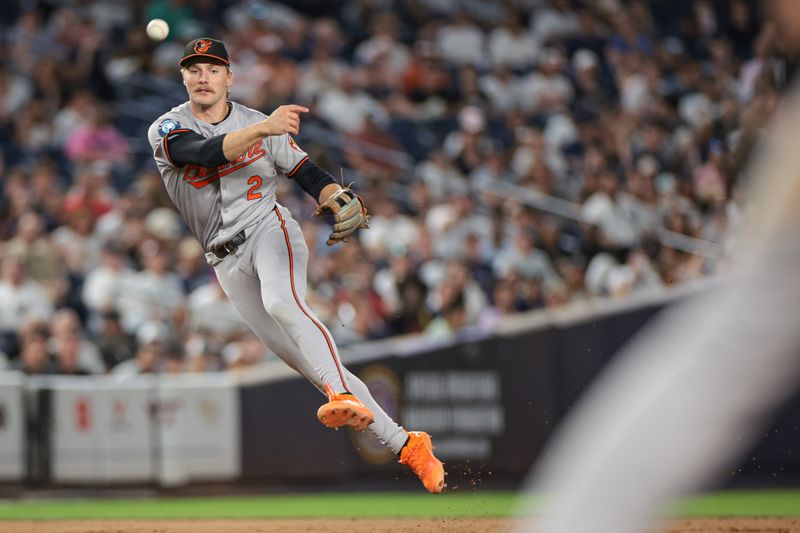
[{"x1": 0, "y1": 0, "x2": 785, "y2": 375}]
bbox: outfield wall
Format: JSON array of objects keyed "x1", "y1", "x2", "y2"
[{"x1": 2, "y1": 281, "x2": 799, "y2": 488}]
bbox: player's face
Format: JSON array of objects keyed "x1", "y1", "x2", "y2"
[{"x1": 182, "y1": 61, "x2": 232, "y2": 108}]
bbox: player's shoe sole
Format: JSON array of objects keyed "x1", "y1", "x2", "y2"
[
  {"x1": 317, "y1": 384, "x2": 374, "y2": 432},
  {"x1": 400, "y1": 430, "x2": 446, "y2": 493}
]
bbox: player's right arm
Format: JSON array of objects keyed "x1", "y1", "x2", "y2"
[
  {"x1": 220, "y1": 104, "x2": 308, "y2": 161},
  {"x1": 149, "y1": 105, "x2": 309, "y2": 169}
]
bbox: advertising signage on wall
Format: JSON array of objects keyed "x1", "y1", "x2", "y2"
[{"x1": 402, "y1": 369, "x2": 504, "y2": 460}]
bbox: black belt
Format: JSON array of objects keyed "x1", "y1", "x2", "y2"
[{"x1": 209, "y1": 229, "x2": 247, "y2": 259}]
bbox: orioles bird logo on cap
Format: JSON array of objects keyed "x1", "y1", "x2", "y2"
[{"x1": 194, "y1": 39, "x2": 212, "y2": 54}]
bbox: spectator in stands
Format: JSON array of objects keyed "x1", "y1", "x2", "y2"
[
  {"x1": 0, "y1": 63, "x2": 32, "y2": 117},
  {"x1": 479, "y1": 66, "x2": 519, "y2": 114},
  {"x1": 11, "y1": 321, "x2": 56, "y2": 375},
  {"x1": 50, "y1": 308, "x2": 105, "y2": 374},
  {"x1": 693, "y1": 139, "x2": 729, "y2": 207},
  {"x1": 345, "y1": 121, "x2": 405, "y2": 181},
  {"x1": 436, "y1": 11, "x2": 485, "y2": 66},
  {"x1": 557, "y1": 258, "x2": 589, "y2": 302},
  {"x1": 355, "y1": 12, "x2": 410, "y2": 79},
  {"x1": 582, "y1": 169, "x2": 642, "y2": 250},
  {"x1": 530, "y1": 0, "x2": 580, "y2": 45},
  {"x1": 184, "y1": 333, "x2": 222, "y2": 373},
  {"x1": 492, "y1": 230, "x2": 560, "y2": 283},
  {"x1": 424, "y1": 289, "x2": 468, "y2": 339},
  {"x1": 63, "y1": 164, "x2": 117, "y2": 220},
  {"x1": 415, "y1": 150, "x2": 469, "y2": 202},
  {"x1": 296, "y1": 20, "x2": 347, "y2": 103},
  {"x1": 94, "y1": 309, "x2": 136, "y2": 370},
  {"x1": 174, "y1": 236, "x2": 211, "y2": 293},
  {"x1": 13, "y1": 99, "x2": 53, "y2": 153},
  {"x1": 317, "y1": 67, "x2": 387, "y2": 133},
  {"x1": 52, "y1": 90, "x2": 96, "y2": 147},
  {"x1": 144, "y1": 207, "x2": 183, "y2": 245},
  {"x1": 463, "y1": 232, "x2": 495, "y2": 296},
  {"x1": 489, "y1": 10, "x2": 540, "y2": 69},
  {"x1": 7, "y1": 211, "x2": 68, "y2": 304},
  {"x1": 222, "y1": 333, "x2": 269, "y2": 371},
  {"x1": 543, "y1": 278, "x2": 571, "y2": 307},
  {"x1": 117, "y1": 239, "x2": 184, "y2": 332},
  {"x1": 443, "y1": 106, "x2": 495, "y2": 174},
  {"x1": 187, "y1": 275, "x2": 248, "y2": 336},
  {"x1": 478, "y1": 281, "x2": 519, "y2": 330},
  {"x1": 607, "y1": 247, "x2": 665, "y2": 299},
  {"x1": 517, "y1": 48, "x2": 574, "y2": 113},
  {"x1": 0, "y1": 250, "x2": 53, "y2": 354},
  {"x1": 161, "y1": 340, "x2": 185, "y2": 374},
  {"x1": 359, "y1": 198, "x2": 420, "y2": 258},
  {"x1": 51, "y1": 332, "x2": 91, "y2": 375},
  {"x1": 427, "y1": 259, "x2": 487, "y2": 325},
  {"x1": 51, "y1": 207, "x2": 103, "y2": 275},
  {"x1": 427, "y1": 193, "x2": 492, "y2": 259},
  {"x1": 112, "y1": 320, "x2": 171, "y2": 376},
  {"x1": 570, "y1": 48, "x2": 613, "y2": 117},
  {"x1": 64, "y1": 105, "x2": 130, "y2": 168},
  {"x1": 0, "y1": 0, "x2": 774, "y2": 363},
  {"x1": 389, "y1": 273, "x2": 432, "y2": 335},
  {"x1": 82, "y1": 241, "x2": 136, "y2": 317}
]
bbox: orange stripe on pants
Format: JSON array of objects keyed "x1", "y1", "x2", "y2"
[{"x1": 273, "y1": 206, "x2": 350, "y2": 393}]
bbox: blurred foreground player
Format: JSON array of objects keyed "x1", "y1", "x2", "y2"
[
  {"x1": 521, "y1": 2, "x2": 800, "y2": 531},
  {"x1": 147, "y1": 37, "x2": 444, "y2": 492}
]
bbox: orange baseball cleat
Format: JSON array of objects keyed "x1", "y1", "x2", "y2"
[
  {"x1": 399, "y1": 431, "x2": 445, "y2": 493},
  {"x1": 317, "y1": 383, "x2": 374, "y2": 431}
]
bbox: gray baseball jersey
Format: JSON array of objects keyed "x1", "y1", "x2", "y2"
[
  {"x1": 146, "y1": 100, "x2": 409, "y2": 457},
  {"x1": 147, "y1": 101, "x2": 309, "y2": 251}
]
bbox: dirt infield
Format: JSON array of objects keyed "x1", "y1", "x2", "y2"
[{"x1": 1, "y1": 518, "x2": 799, "y2": 532}]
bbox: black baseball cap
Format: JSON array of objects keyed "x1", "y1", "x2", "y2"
[{"x1": 179, "y1": 38, "x2": 229, "y2": 67}]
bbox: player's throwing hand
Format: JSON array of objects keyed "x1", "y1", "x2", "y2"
[{"x1": 264, "y1": 104, "x2": 309, "y2": 136}]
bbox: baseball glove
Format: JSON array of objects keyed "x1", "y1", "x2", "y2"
[{"x1": 313, "y1": 187, "x2": 370, "y2": 245}]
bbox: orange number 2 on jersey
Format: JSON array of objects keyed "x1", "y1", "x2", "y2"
[{"x1": 247, "y1": 175, "x2": 263, "y2": 200}]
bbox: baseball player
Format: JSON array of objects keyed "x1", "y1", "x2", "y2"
[
  {"x1": 520, "y1": 1, "x2": 800, "y2": 530},
  {"x1": 147, "y1": 38, "x2": 444, "y2": 493}
]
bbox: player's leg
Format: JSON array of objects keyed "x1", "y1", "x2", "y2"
[
  {"x1": 247, "y1": 206, "x2": 352, "y2": 394},
  {"x1": 337, "y1": 365, "x2": 444, "y2": 492},
  {"x1": 215, "y1": 231, "x2": 403, "y2": 441},
  {"x1": 220, "y1": 207, "x2": 388, "y2": 425},
  {"x1": 211, "y1": 251, "x2": 323, "y2": 384},
  {"x1": 215, "y1": 253, "x2": 392, "y2": 431},
  {"x1": 338, "y1": 366, "x2": 408, "y2": 452},
  {"x1": 252, "y1": 206, "x2": 443, "y2": 491}
]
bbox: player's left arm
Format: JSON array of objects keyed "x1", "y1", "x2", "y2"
[
  {"x1": 290, "y1": 158, "x2": 370, "y2": 245},
  {"x1": 269, "y1": 132, "x2": 339, "y2": 203},
  {"x1": 289, "y1": 158, "x2": 338, "y2": 202},
  {"x1": 271, "y1": 133, "x2": 369, "y2": 245}
]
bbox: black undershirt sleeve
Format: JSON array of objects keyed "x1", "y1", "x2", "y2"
[
  {"x1": 164, "y1": 130, "x2": 228, "y2": 168},
  {"x1": 290, "y1": 160, "x2": 337, "y2": 201}
]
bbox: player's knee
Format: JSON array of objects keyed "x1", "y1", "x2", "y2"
[{"x1": 263, "y1": 299, "x2": 295, "y2": 324}]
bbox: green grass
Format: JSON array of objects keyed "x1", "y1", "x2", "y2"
[
  {"x1": 675, "y1": 490, "x2": 800, "y2": 517},
  {"x1": 0, "y1": 492, "x2": 517, "y2": 520},
  {"x1": 0, "y1": 490, "x2": 798, "y2": 520}
]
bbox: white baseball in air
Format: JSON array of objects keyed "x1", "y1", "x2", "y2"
[{"x1": 146, "y1": 19, "x2": 169, "y2": 41}]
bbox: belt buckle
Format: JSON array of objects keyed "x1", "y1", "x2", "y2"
[{"x1": 223, "y1": 240, "x2": 237, "y2": 255}]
